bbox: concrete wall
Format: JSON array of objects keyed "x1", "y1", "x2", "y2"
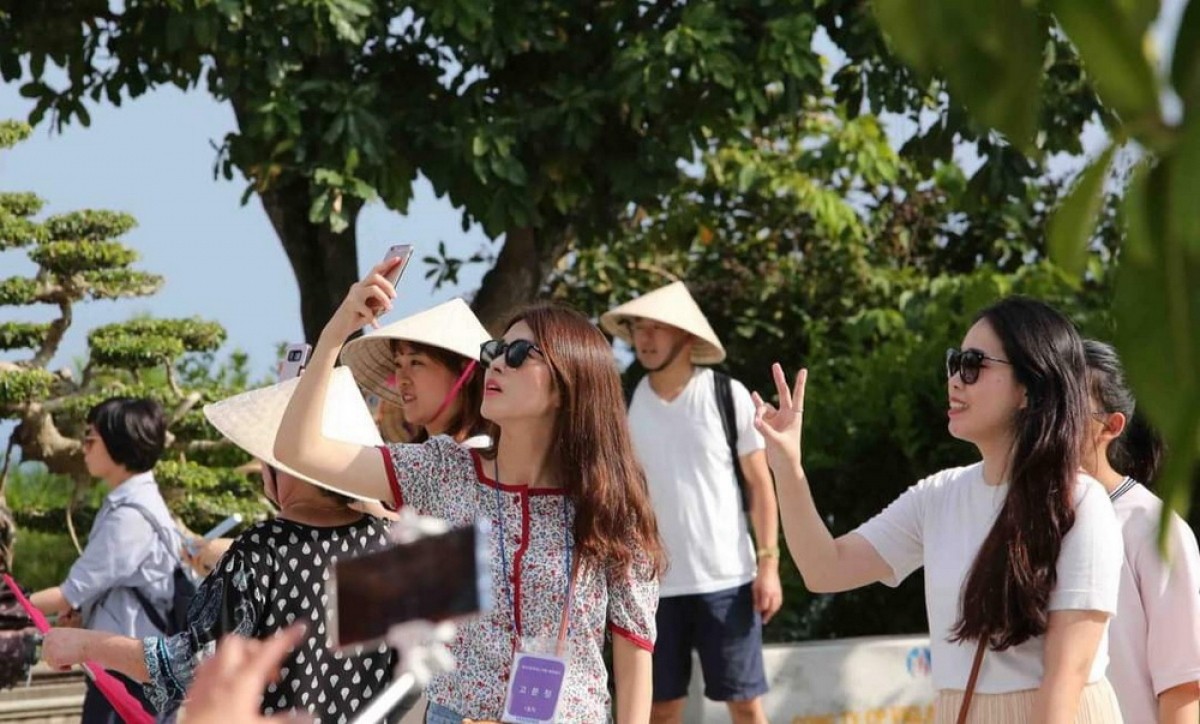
[
  {"x1": 683, "y1": 635, "x2": 936, "y2": 723},
  {"x1": 402, "y1": 634, "x2": 936, "y2": 723}
]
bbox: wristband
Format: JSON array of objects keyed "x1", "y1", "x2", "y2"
[{"x1": 756, "y1": 546, "x2": 780, "y2": 560}]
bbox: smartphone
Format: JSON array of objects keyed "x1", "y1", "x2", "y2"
[
  {"x1": 278, "y1": 343, "x2": 311, "y2": 381},
  {"x1": 186, "y1": 514, "x2": 243, "y2": 557},
  {"x1": 327, "y1": 519, "x2": 493, "y2": 649},
  {"x1": 382, "y1": 244, "x2": 414, "y2": 288}
]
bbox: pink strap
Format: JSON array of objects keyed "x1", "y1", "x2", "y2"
[{"x1": 431, "y1": 360, "x2": 478, "y2": 424}]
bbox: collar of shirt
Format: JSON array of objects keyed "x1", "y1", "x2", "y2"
[{"x1": 103, "y1": 470, "x2": 158, "y2": 507}]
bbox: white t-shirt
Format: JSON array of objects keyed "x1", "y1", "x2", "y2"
[
  {"x1": 854, "y1": 463, "x2": 1122, "y2": 694},
  {"x1": 628, "y1": 367, "x2": 764, "y2": 597},
  {"x1": 1106, "y1": 479, "x2": 1200, "y2": 724}
]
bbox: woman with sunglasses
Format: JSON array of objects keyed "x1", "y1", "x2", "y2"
[
  {"x1": 274, "y1": 258, "x2": 666, "y2": 724},
  {"x1": 1082, "y1": 340, "x2": 1200, "y2": 724},
  {"x1": 754, "y1": 296, "x2": 1123, "y2": 723},
  {"x1": 341, "y1": 298, "x2": 490, "y2": 447}
]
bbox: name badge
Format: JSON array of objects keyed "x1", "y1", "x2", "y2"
[{"x1": 501, "y1": 652, "x2": 568, "y2": 724}]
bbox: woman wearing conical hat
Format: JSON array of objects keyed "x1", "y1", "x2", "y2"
[
  {"x1": 38, "y1": 369, "x2": 396, "y2": 721},
  {"x1": 342, "y1": 298, "x2": 490, "y2": 448}
]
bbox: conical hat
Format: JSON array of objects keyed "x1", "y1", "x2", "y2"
[
  {"x1": 600, "y1": 281, "x2": 725, "y2": 364},
  {"x1": 340, "y1": 298, "x2": 490, "y2": 405},
  {"x1": 202, "y1": 367, "x2": 382, "y2": 502}
]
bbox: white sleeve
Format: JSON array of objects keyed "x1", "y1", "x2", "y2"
[
  {"x1": 730, "y1": 378, "x2": 765, "y2": 456},
  {"x1": 1140, "y1": 515, "x2": 1200, "y2": 695},
  {"x1": 1049, "y1": 481, "x2": 1122, "y2": 613},
  {"x1": 853, "y1": 480, "x2": 928, "y2": 587}
]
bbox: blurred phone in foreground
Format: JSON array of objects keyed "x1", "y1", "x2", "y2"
[
  {"x1": 327, "y1": 518, "x2": 493, "y2": 650},
  {"x1": 278, "y1": 343, "x2": 311, "y2": 381}
]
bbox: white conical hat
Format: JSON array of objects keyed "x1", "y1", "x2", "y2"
[
  {"x1": 600, "y1": 281, "x2": 726, "y2": 364},
  {"x1": 202, "y1": 367, "x2": 382, "y2": 502},
  {"x1": 340, "y1": 298, "x2": 491, "y2": 405}
]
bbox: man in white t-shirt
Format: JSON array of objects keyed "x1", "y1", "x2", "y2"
[{"x1": 602, "y1": 282, "x2": 782, "y2": 724}]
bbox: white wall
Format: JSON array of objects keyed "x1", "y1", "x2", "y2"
[{"x1": 683, "y1": 635, "x2": 936, "y2": 723}]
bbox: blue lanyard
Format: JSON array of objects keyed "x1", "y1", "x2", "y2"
[{"x1": 493, "y1": 459, "x2": 573, "y2": 647}]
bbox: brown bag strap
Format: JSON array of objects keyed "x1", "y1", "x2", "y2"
[{"x1": 956, "y1": 638, "x2": 988, "y2": 724}]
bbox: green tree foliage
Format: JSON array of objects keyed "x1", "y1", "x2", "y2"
[
  {"x1": 556, "y1": 96, "x2": 1119, "y2": 639},
  {"x1": 0, "y1": 120, "x2": 271, "y2": 572},
  {"x1": 872, "y1": 0, "x2": 1200, "y2": 532},
  {"x1": 0, "y1": 0, "x2": 827, "y2": 335}
]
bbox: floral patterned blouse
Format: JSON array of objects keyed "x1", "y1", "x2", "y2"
[
  {"x1": 141, "y1": 517, "x2": 395, "y2": 720},
  {"x1": 380, "y1": 436, "x2": 659, "y2": 723}
]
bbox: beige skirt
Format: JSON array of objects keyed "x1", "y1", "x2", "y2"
[{"x1": 933, "y1": 679, "x2": 1123, "y2": 724}]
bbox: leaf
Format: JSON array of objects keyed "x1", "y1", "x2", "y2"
[
  {"x1": 1171, "y1": 0, "x2": 1200, "y2": 108},
  {"x1": 1116, "y1": 158, "x2": 1200, "y2": 535},
  {"x1": 1048, "y1": 0, "x2": 1160, "y2": 123},
  {"x1": 1048, "y1": 144, "x2": 1114, "y2": 278},
  {"x1": 873, "y1": 0, "x2": 1045, "y2": 152}
]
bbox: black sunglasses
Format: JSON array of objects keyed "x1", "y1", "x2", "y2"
[
  {"x1": 480, "y1": 339, "x2": 544, "y2": 369},
  {"x1": 945, "y1": 348, "x2": 1011, "y2": 385}
]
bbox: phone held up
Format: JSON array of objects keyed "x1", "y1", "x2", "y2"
[
  {"x1": 278, "y1": 343, "x2": 312, "y2": 382},
  {"x1": 327, "y1": 518, "x2": 493, "y2": 650},
  {"x1": 370, "y1": 244, "x2": 414, "y2": 317}
]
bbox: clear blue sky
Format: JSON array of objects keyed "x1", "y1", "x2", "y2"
[{"x1": 0, "y1": 84, "x2": 491, "y2": 379}]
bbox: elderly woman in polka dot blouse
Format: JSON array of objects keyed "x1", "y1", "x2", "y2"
[{"x1": 275, "y1": 258, "x2": 667, "y2": 724}]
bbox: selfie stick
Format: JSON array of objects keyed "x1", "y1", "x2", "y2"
[{"x1": 349, "y1": 672, "x2": 417, "y2": 724}]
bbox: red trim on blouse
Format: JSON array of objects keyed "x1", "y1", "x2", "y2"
[
  {"x1": 471, "y1": 450, "x2": 567, "y2": 495},
  {"x1": 377, "y1": 445, "x2": 404, "y2": 509},
  {"x1": 608, "y1": 623, "x2": 654, "y2": 653},
  {"x1": 511, "y1": 490, "x2": 533, "y2": 638}
]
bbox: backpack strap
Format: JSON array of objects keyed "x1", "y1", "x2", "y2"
[
  {"x1": 114, "y1": 501, "x2": 181, "y2": 633},
  {"x1": 713, "y1": 371, "x2": 750, "y2": 512}
]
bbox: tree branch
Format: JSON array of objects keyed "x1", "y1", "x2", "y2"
[
  {"x1": 30, "y1": 297, "x2": 73, "y2": 368},
  {"x1": 169, "y1": 391, "x2": 203, "y2": 426}
]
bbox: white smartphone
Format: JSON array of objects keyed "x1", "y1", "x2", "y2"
[
  {"x1": 186, "y1": 514, "x2": 243, "y2": 557},
  {"x1": 327, "y1": 518, "x2": 493, "y2": 649},
  {"x1": 278, "y1": 342, "x2": 311, "y2": 381}
]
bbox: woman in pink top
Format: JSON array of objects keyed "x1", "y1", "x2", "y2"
[
  {"x1": 274, "y1": 257, "x2": 666, "y2": 723},
  {"x1": 1083, "y1": 340, "x2": 1200, "y2": 723}
]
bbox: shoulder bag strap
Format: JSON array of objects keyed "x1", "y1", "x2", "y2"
[{"x1": 956, "y1": 637, "x2": 988, "y2": 724}]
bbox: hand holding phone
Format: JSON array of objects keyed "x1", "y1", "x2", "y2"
[
  {"x1": 186, "y1": 514, "x2": 244, "y2": 558},
  {"x1": 370, "y1": 244, "x2": 414, "y2": 316},
  {"x1": 278, "y1": 343, "x2": 312, "y2": 381}
]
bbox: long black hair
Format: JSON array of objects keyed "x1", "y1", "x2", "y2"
[
  {"x1": 950, "y1": 296, "x2": 1090, "y2": 651},
  {"x1": 1084, "y1": 339, "x2": 1164, "y2": 484}
]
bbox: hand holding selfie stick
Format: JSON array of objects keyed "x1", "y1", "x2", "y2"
[{"x1": 350, "y1": 510, "x2": 460, "y2": 724}]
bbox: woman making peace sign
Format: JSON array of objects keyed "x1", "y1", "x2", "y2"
[{"x1": 754, "y1": 297, "x2": 1124, "y2": 724}]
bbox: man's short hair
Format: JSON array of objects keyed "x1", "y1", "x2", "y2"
[{"x1": 86, "y1": 397, "x2": 167, "y2": 473}]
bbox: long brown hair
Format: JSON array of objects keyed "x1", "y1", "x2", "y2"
[
  {"x1": 486, "y1": 303, "x2": 667, "y2": 575},
  {"x1": 950, "y1": 296, "x2": 1089, "y2": 651},
  {"x1": 390, "y1": 340, "x2": 486, "y2": 444}
]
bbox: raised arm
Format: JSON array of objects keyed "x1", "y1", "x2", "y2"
[
  {"x1": 753, "y1": 364, "x2": 893, "y2": 593},
  {"x1": 274, "y1": 260, "x2": 400, "y2": 502}
]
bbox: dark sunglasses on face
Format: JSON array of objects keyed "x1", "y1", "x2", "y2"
[
  {"x1": 945, "y1": 347, "x2": 1011, "y2": 385},
  {"x1": 480, "y1": 338, "x2": 543, "y2": 369}
]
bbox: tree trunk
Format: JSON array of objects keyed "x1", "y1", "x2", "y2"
[
  {"x1": 471, "y1": 226, "x2": 571, "y2": 333},
  {"x1": 258, "y1": 177, "x2": 363, "y2": 343}
]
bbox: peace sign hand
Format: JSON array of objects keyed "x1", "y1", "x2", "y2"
[{"x1": 752, "y1": 363, "x2": 807, "y2": 471}]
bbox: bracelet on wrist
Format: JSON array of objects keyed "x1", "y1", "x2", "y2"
[{"x1": 756, "y1": 546, "x2": 780, "y2": 561}]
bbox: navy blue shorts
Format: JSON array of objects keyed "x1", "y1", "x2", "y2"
[{"x1": 652, "y1": 582, "x2": 768, "y2": 703}]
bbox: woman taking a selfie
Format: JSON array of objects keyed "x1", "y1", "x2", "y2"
[
  {"x1": 274, "y1": 258, "x2": 665, "y2": 724},
  {"x1": 40, "y1": 369, "x2": 395, "y2": 721},
  {"x1": 1082, "y1": 340, "x2": 1200, "y2": 724},
  {"x1": 341, "y1": 297, "x2": 490, "y2": 446},
  {"x1": 755, "y1": 297, "x2": 1123, "y2": 723}
]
